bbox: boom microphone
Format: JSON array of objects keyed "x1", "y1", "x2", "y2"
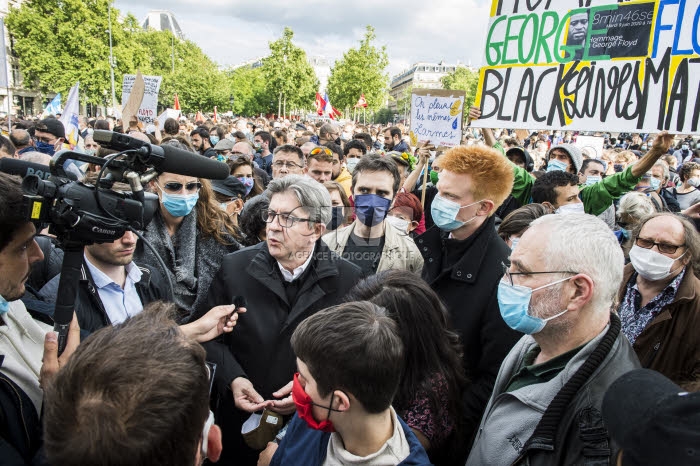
[
  {"x1": 0, "y1": 158, "x2": 78, "y2": 181},
  {"x1": 92, "y1": 130, "x2": 229, "y2": 180}
]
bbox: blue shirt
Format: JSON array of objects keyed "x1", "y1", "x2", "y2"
[{"x1": 84, "y1": 256, "x2": 144, "y2": 325}]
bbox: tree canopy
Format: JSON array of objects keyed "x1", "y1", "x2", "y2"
[
  {"x1": 441, "y1": 66, "x2": 480, "y2": 117},
  {"x1": 6, "y1": 0, "x2": 232, "y2": 112},
  {"x1": 326, "y1": 26, "x2": 389, "y2": 113},
  {"x1": 261, "y1": 27, "x2": 318, "y2": 116}
]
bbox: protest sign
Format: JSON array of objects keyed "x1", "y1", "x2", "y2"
[
  {"x1": 574, "y1": 135, "x2": 605, "y2": 159},
  {"x1": 156, "y1": 108, "x2": 182, "y2": 130},
  {"x1": 473, "y1": 1, "x2": 700, "y2": 134},
  {"x1": 121, "y1": 74, "x2": 162, "y2": 125},
  {"x1": 409, "y1": 89, "x2": 466, "y2": 148}
]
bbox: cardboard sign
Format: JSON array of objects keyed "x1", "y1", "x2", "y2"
[
  {"x1": 122, "y1": 74, "x2": 162, "y2": 125},
  {"x1": 473, "y1": 1, "x2": 700, "y2": 134},
  {"x1": 574, "y1": 135, "x2": 606, "y2": 159},
  {"x1": 409, "y1": 89, "x2": 466, "y2": 148}
]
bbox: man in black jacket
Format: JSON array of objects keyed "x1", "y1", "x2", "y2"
[
  {"x1": 416, "y1": 144, "x2": 521, "y2": 456},
  {"x1": 39, "y1": 230, "x2": 170, "y2": 334},
  {"x1": 196, "y1": 175, "x2": 362, "y2": 466}
]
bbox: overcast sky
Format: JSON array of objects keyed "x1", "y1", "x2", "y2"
[{"x1": 113, "y1": 0, "x2": 491, "y2": 78}]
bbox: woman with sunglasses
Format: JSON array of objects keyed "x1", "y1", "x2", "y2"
[
  {"x1": 135, "y1": 141, "x2": 242, "y2": 322},
  {"x1": 227, "y1": 155, "x2": 263, "y2": 201}
]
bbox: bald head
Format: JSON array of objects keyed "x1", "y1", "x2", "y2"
[
  {"x1": 232, "y1": 141, "x2": 253, "y2": 156},
  {"x1": 300, "y1": 142, "x2": 317, "y2": 158},
  {"x1": 10, "y1": 129, "x2": 31, "y2": 151}
]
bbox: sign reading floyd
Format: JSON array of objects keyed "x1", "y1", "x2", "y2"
[{"x1": 473, "y1": 0, "x2": 700, "y2": 134}]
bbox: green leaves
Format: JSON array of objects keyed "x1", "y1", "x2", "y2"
[
  {"x1": 6, "y1": 0, "x2": 231, "y2": 113},
  {"x1": 441, "y1": 66, "x2": 480, "y2": 119},
  {"x1": 261, "y1": 27, "x2": 318, "y2": 114},
  {"x1": 327, "y1": 25, "x2": 389, "y2": 113}
]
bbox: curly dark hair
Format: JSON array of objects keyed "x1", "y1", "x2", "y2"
[{"x1": 239, "y1": 195, "x2": 269, "y2": 246}]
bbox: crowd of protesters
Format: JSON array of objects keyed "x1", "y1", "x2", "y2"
[{"x1": 0, "y1": 102, "x2": 698, "y2": 466}]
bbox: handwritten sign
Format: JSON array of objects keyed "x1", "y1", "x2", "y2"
[
  {"x1": 121, "y1": 74, "x2": 162, "y2": 125},
  {"x1": 473, "y1": 1, "x2": 700, "y2": 134},
  {"x1": 409, "y1": 89, "x2": 466, "y2": 148}
]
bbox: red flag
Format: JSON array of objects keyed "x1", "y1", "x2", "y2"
[
  {"x1": 213, "y1": 106, "x2": 218, "y2": 123},
  {"x1": 195, "y1": 111, "x2": 205, "y2": 124},
  {"x1": 315, "y1": 93, "x2": 326, "y2": 116},
  {"x1": 354, "y1": 94, "x2": 368, "y2": 108},
  {"x1": 173, "y1": 94, "x2": 181, "y2": 111}
]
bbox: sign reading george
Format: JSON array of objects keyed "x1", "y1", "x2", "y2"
[
  {"x1": 410, "y1": 89, "x2": 466, "y2": 148},
  {"x1": 121, "y1": 74, "x2": 162, "y2": 125},
  {"x1": 473, "y1": 0, "x2": 700, "y2": 134}
]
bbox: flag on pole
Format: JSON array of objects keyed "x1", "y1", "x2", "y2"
[
  {"x1": 60, "y1": 83, "x2": 80, "y2": 148},
  {"x1": 323, "y1": 93, "x2": 342, "y2": 120},
  {"x1": 42, "y1": 93, "x2": 62, "y2": 118},
  {"x1": 173, "y1": 94, "x2": 181, "y2": 111},
  {"x1": 194, "y1": 110, "x2": 205, "y2": 124},
  {"x1": 213, "y1": 106, "x2": 218, "y2": 123},
  {"x1": 354, "y1": 94, "x2": 368, "y2": 108},
  {"x1": 315, "y1": 93, "x2": 325, "y2": 116}
]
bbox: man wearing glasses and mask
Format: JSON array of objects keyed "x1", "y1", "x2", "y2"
[
  {"x1": 197, "y1": 174, "x2": 362, "y2": 466},
  {"x1": 617, "y1": 212, "x2": 700, "y2": 390},
  {"x1": 467, "y1": 214, "x2": 639, "y2": 466}
]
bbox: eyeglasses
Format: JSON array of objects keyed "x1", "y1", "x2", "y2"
[
  {"x1": 310, "y1": 147, "x2": 333, "y2": 156},
  {"x1": 635, "y1": 237, "x2": 685, "y2": 254},
  {"x1": 158, "y1": 181, "x2": 202, "y2": 193},
  {"x1": 501, "y1": 262, "x2": 578, "y2": 287},
  {"x1": 262, "y1": 209, "x2": 311, "y2": 227},
  {"x1": 272, "y1": 160, "x2": 303, "y2": 170},
  {"x1": 34, "y1": 136, "x2": 55, "y2": 144}
]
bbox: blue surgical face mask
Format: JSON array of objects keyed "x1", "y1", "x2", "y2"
[
  {"x1": 584, "y1": 175, "x2": 601, "y2": 186},
  {"x1": 210, "y1": 135, "x2": 220, "y2": 146},
  {"x1": 354, "y1": 194, "x2": 392, "y2": 227},
  {"x1": 621, "y1": 228, "x2": 631, "y2": 240},
  {"x1": 346, "y1": 158, "x2": 360, "y2": 173},
  {"x1": 649, "y1": 177, "x2": 661, "y2": 190},
  {"x1": 0, "y1": 294, "x2": 8, "y2": 315},
  {"x1": 237, "y1": 177, "x2": 255, "y2": 196},
  {"x1": 431, "y1": 194, "x2": 482, "y2": 232},
  {"x1": 35, "y1": 140, "x2": 56, "y2": 156},
  {"x1": 546, "y1": 159, "x2": 568, "y2": 173},
  {"x1": 158, "y1": 187, "x2": 199, "y2": 218},
  {"x1": 497, "y1": 277, "x2": 572, "y2": 334}
]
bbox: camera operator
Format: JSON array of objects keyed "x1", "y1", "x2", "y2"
[{"x1": 0, "y1": 172, "x2": 80, "y2": 464}]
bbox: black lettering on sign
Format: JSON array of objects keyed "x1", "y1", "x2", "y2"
[{"x1": 666, "y1": 58, "x2": 688, "y2": 132}]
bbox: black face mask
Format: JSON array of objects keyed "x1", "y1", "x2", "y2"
[{"x1": 334, "y1": 137, "x2": 341, "y2": 146}]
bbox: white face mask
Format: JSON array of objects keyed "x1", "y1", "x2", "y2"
[
  {"x1": 386, "y1": 215, "x2": 409, "y2": 233},
  {"x1": 556, "y1": 202, "x2": 585, "y2": 215},
  {"x1": 510, "y1": 236, "x2": 520, "y2": 250},
  {"x1": 346, "y1": 158, "x2": 360, "y2": 173},
  {"x1": 629, "y1": 244, "x2": 686, "y2": 281}
]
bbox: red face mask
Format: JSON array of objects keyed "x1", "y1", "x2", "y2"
[{"x1": 292, "y1": 372, "x2": 339, "y2": 433}]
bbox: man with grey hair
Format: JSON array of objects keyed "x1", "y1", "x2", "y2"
[
  {"x1": 198, "y1": 174, "x2": 362, "y2": 465},
  {"x1": 467, "y1": 214, "x2": 640, "y2": 466},
  {"x1": 10, "y1": 129, "x2": 33, "y2": 156},
  {"x1": 271, "y1": 144, "x2": 305, "y2": 179},
  {"x1": 650, "y1": 160, "x2": 681, "y2": 212},
  {"x1": 315, "y1": 122, "x2": 340, "y2": 146}
]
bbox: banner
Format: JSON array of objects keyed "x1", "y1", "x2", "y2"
[
  {"x1": 121, "y1": 74, "x2": 162, "y2": 125},
  {"x1": 60, "y1": 83, "x2": 80, "y2": 147},
  {"x1": 473, "y1": 1, "x2": 700, "y2": 134},
  {"x1": 409, "y1": 88, "x2": 466, "y2": 148},
  {"x1": 42, "y1": 93, "x2": 61, "y2": 118},
  {"x1": 156, "y1": 108, "x2": 181, "y2": 130}
]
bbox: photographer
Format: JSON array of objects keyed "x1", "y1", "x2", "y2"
[{"x1": 0, "y1": 172, "x2": 80, "y2": 464}]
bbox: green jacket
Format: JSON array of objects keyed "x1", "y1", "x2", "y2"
[{"x1": 494, "y1": 142, "x2": 641, "y2": 216}]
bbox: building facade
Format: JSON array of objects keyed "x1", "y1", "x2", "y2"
[{"x1": 388, "y1": 61, "x2": 466, "y2": 113}]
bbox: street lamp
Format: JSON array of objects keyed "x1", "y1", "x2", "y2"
[{"x1": 229, "y1": 94, "x2": 234, "y2": 114}]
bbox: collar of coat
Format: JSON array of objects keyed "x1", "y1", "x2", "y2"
[{"x1": 418, "y1": 215, "x2": 497, "y2": 284}]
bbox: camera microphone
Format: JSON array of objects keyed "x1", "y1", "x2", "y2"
[
  {"x1": 0, "y1": 158, "x2": 78, "y2": 181},
  {"x1": 92, "y1": 130, "x2": 229, "y2": 180}
]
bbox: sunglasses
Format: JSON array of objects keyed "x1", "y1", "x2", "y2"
[
  {"x1": 159, "y1": 181, "x2": 202, "y2": 193},
  {"x1": 310, "y1": 147, "x2": 333, "y2": 156}
]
